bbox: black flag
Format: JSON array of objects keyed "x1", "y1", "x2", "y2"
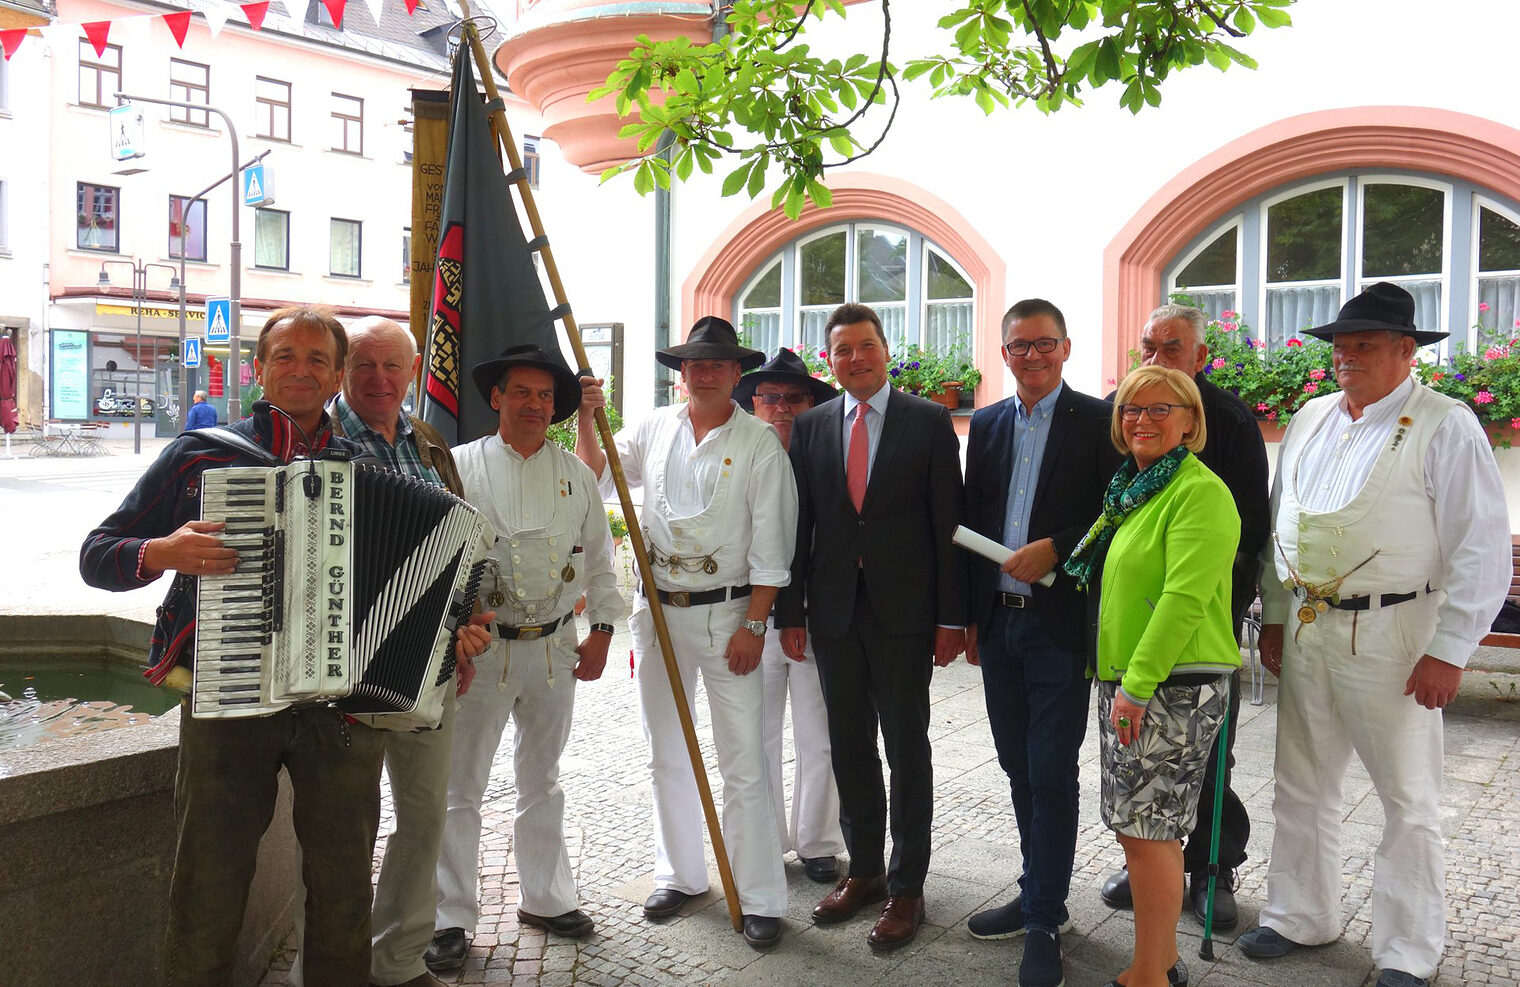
[{"x1": 422, "y1": 42, "x2": 563, "y2": 446}]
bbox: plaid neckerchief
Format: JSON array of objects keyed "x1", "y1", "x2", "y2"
[{"x1": 331, "y1": 394, "x2": 442, "y2": 486}]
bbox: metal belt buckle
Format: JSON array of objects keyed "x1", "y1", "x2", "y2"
[
  {"x1": 669, "y1": 592, "x2": 691, "y2": 608},
  {"x1": 517, "y1": 625, "x2": 543, "y2": 641}
]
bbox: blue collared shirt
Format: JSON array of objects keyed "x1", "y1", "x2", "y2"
[{"x1": 999, "y1": 387, "x2": 1061, "y2": 594}]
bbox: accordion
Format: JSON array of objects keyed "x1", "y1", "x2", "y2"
[{"x1": 193, "y1": 457, "x2": 495, "y2": 727}]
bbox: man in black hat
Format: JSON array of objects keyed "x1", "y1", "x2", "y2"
[
  {"x1": 1239, "y1": 282, "x2": 1510, "y2": 987},
  {"x1": 426, "y1": 344, "x2": 625, "y2": 971},
  {"x1": 734, "y1": 349, "x2": 847, "y2": 886},
  {"x1": 576, "y1": 316, "x2": 796, "y2": 949}
]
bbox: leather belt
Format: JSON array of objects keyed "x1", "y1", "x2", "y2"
[
  {"x1": 497, "y1": 612, "x2": 573, "y2": 641},
  {"x1": 649, "y1": 584, "x2": 752, "y2": 608},
  {"x1": 1328, "y1": 589, "x2": 1422, "y2": 612},
  {"x1": 997, "y1": 592, "x2": 1031, "y2": 609}
]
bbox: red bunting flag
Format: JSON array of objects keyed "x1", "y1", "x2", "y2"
[
  {"x1": 0, "y1": 28, "x2": 25, "y2": 61},
  {"x1": 321, "y1": 0, "x2": 346, "y2": 29},
  {"x1": 241, "y1": 2, "x2": 269, "y2": 31},
  {"x1": 403, "y1": 0, "x2": 420, "y2": 13},
  {"x1": 82, "y1": 20, "x2": 112, "y2": 58},
  {"x1": 162, "y1": 10, "x2": 192, "y2": 48}
]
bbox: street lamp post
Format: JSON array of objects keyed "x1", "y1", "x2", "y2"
[{"x1": 97, "y1": 259, "x2": 178, "y2": 454}]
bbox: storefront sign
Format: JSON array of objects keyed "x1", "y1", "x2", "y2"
[
  {"x1": 51, "y1": 330, "x2": 90, "y2": 420},
  {"x1": 94, "y1": 303, "x2": 206, "y2": 322}
]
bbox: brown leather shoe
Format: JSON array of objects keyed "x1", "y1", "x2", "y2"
[
  {"x1": 867, "y1": 895, "x2": 925, "y2": 952},
  {"x1": 811, "y1": 875, "x2": 888, "y2": 925}
]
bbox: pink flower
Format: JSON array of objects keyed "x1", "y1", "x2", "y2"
[
  {"x1": 1474, "y1": 390, "x2": 1495, "y2": 404},
  {"x1": 1255, "y1": 402, "x2": 1269, "y2": 412},
  {"x1": 1106, "y1": 378, "x2": 1117, "y2": 386},
  {"x1": 1220, "y1": 321, "x2": 1239, "y2": 333},
  {"x1": 1432, "y1": 372, "x2": 1444, "y2": 383},
  {"x1": 1220, "y1": 310, "x2": 1235, "y2": 319},
  {"x1": 819, "y1": 350, "x2": 827, "y2": 359},
  {"x1": 1479, "y1": 302, "x2": 1491, "y2": 312},
  {"x1": 1309, "y1": 368, "x2": 1326, "y2": 380},
  {"x1": 1511, "y1": 418, "x2": 1520, "y2": 430},
  {"x1": 1212, "y1": 358, "x2": 1226, "y2": 369},
  {"x1": 1286, "y1": 338, "x2": 1303, "y2": 348},
  {"x1": 1266, "y1": 411, "x2": 1278, "y2": 421},
  {"x1": 1485, "y1": 346, "x2": 1509, "y2": 360},
  {"x1": 1303, "y1": 383, "x2": 1318, "y2": 394}
]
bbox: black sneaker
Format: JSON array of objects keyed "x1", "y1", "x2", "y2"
[
  {"x1": 423, "y1": 927, "x2": 468, "y2": 972},
  {"x1": 968, "y1": 896, "x2": 1074, "y2": 940},
  {"x1": 1018, "y1": 929, "x2": 1064, "y2": 987}
]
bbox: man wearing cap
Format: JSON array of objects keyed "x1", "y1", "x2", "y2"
[
  {"x1": 576, "y1": 317, "x2": 796, "y2": 949},
  {"x1": 778, "y1": 302, "x2": 967, "y2": 953},
  {"x1": 1237, "y1": 282, "x2": 1510, "y2": 987},
  {"x1": 1098, "y1": 303, "x2": 1269, "y2": 929},
  {"x1": 734, "y1": 348, "x2": 847, "y2": 886},
  {"x1": 425, "y1": 344, "x2": 624, "y2": 971}
]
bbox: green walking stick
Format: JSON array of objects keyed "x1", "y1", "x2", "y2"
[{"x1": 1198, "y1": 680, "x2": 1232, "y2": 962}]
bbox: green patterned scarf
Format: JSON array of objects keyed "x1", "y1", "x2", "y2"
[{"x1": 1063, "y1": 446, "x2": 1191, "y2": 590}]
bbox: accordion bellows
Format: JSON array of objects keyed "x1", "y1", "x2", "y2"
[{"x1": 194, "y1": 458, "x2": 495, "y2": 727}]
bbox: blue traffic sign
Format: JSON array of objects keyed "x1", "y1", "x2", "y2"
[
  {"x1": 183, "y1": 337, "x2": 202, "y2": 369},
  {"x1": 206, "y1": 297, "x2": 231, "y2": 344},
  {"x1": 242, "y1": 163, "x2": 274, "y2": 207}
]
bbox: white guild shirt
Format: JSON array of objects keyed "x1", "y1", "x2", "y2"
[{"x1": 1268, "y1": 375, "x2": 1510, "y2": 665}]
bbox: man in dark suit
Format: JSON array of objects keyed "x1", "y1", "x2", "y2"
[
  {"x1": 777, "y1": 302, "x2": 967, "y2": 953},
  {"x1": 963, "y1": 299, "x2": 1122, "y2": 987}
]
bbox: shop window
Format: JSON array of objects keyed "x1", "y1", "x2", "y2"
[{"x1": 77, "y1": 182, "x2": 119, "y2": 252}]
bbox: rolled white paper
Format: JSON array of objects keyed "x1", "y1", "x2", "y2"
[{"x1": 953, "y1": 525, "x2": 1057, "y2": 587}]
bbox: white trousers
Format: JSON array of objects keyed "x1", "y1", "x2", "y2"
[
  {"x1": 633, "y1": 598, "x2": 787, "y2": 917},
  {"x1": 287, "y1": 680, "x2": 458, "y2": 987},
  {"x1": 760, "y1": 631, "x2": 844, "y2": 859},
  {"x1": 435, "y1": 629, "x2": 581, "y2": 932},
  {"x1": 1261, "y1": 595, "x2": 1446, "y2": 979}
]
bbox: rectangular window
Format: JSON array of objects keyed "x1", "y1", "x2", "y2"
[
  {"x1": 76, "y1": 182, "x2": 119, "y2": 252},
  {"x1": 169, "y1": 59, "x2": 210, "y2": 127},
  {"x1": 523, "y1": 135, "x2": 542, "y2": 189},
  {"x1": 254, "y1": 208, "x2": 290, "y2": 270},
  {"x1": 331, "y1": 93, "x2": 363, "y2": 154},
  {"x1": 169, "y1": 196, "x2": 208, "y2": 262},
  {"x1": 0, "y1": 179, "x2": 8, "y2": 251},
  {"x1": 255, "y1": 77, "x2": 292, "y2": 142},
  {"x1": 78, "y1": 40, "x2": 122, "y2": 109},
  {"x1": 401, "y1": 227, "x2": 411, "y2": 284},
  {"x1": 330, "y1": 218, "x2": 361, "y2": 277}
]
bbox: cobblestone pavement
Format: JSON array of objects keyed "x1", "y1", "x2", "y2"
[{"x1": 3, "y1": 446, "x2": 1513, "y2": 986}]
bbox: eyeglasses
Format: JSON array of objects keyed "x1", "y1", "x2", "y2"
[
  {"x1": 1004, "y1": 337, "x2": 1063, "y2": 356},
  {"x1": 1119, "y1": 403, "x2": 1192, "y2": 421},
  {"x1": 755, "y1": 391, "x2": 813, "y2": 406}
]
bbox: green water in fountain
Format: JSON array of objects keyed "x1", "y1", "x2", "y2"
[{"x1": 0, "y1": 658, "x2": 179, "y2": 750}]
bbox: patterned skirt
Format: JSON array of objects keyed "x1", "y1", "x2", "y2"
[{"x1": 1097, "y1": 675, "x2": 1231, "y2": 841}]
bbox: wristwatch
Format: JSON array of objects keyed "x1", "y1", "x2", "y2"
[
  {"x1": 590, "y1": 622, "x2": 615, "y2": 635},
  {"x1": 740, "y1": 618, "x2": 768, "y2": 637}
]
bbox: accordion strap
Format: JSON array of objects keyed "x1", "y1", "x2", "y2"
[{"x1": 190, "y1": 426, "x2": 282, "y2": 465}]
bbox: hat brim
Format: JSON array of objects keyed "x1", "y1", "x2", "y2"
[
  {"x1": 732, "y1": 370, "x2": 839, "y2": 412},
  {"x1": 471, "y1": 356, "x2": 582, "y2": 424},
  {"x1": 655, "y1": 343, "x2": 766, "y2": 372},
  {"x1": 1303, "y1": 318, "x2": 1449, "y2": 346}
]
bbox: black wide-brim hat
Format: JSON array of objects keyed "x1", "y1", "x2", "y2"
[
  {"x1": 656, "y1": 316, "x2": 765, "y2": 372},
  {"x1": 1304, "y1": 281, "x2": 1449, "y2": 346},
  {"x1": 733, "y1": 347, "x2": 839, "y2": 412},
  {"x1": 470, "y1": 344, "x2": 582, "y2": 424}
]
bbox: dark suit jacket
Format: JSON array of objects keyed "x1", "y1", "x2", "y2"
[
  {"x1": 777, "y1": 387, "x2": 967, "y2": 639},
  {"x1": 963, "y1": 381, "x2": 1121, "y2": 655}
]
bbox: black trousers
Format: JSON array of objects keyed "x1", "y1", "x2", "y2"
[
  {"x1": 811, "y1": 584, "x2": 934, "y2": 897},
  {"x1": 1183, "y1": 668, "x2": 1250, "y2": 874}
]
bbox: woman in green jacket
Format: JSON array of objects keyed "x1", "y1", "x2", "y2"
[{"x1": 1065, "y1": 365, "x2": 1241, "y2": 987}]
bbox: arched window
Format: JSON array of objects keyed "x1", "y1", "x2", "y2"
[
  {"x1": 736, "y1": 221, "x2": 975, "y2": 356},
  {"x1": 1166, "y1": 173, "x2": 1520, "y2": 353}
]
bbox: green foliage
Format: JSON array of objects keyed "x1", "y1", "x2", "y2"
[
  {"x1": 592, "y1": 0, "x2": 1295, "y2": 214},
  {"x1": 607, "y1": 508, "x2": 629, "y2": 540},
  {"x1": 547, "y1": 377, "x2": 624, "y2": 451},
  {"x1": 887, "y1": 336, "x2": 982, "y2": 396}
]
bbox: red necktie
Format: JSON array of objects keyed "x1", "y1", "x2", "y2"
[{"x1": 847, "y1": 402, "x2": 869, "y2": 512}]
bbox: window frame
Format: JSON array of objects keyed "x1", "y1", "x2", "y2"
[
  {"x1": 253, "y1": 207, "x2": 291, "y2": 271},
  {"x1": 255, "y1": 77, "x2": 292, "y2": 142},
  {"x1": 401, "y1": 227, "x2": 411, "y2": 284},
  {"x1": 76, "y1": 181, "x2": 120, "y2": 253},
  {"x1": 168, "y1": 195, "x2": 208, "y2": 262},
  {"x1": 0, "y1": 178, "x2": 8, "y2": 252},
  {"x1": 329, "y1": 217, "x2": 362, "y2": 278},
  {"x1": 78, "y1": 40, "x2": 122, "y2": 110},
  {"x1": 331, "y1": 93, "x2": 363, "y2": 155},
  {"x1": 169, "y1": 58, "x2": 210, "y2": 128},
  {"x1": 523, "y1": 135, "x2": 542, "y2": 188}
]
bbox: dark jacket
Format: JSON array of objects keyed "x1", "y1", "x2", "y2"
[
  {"x1": 1191, "y1": 375, "x2": 1271, "y2": 626},
  {"x1": 964, "y1": 382, "x2": 1122, "y2": 656},
  {"x1": 777, "y1": 387, "x2": 967, "y2": 637},
  {"x1": 79, "y1": 403, "x2": 357, "y2": 684}
]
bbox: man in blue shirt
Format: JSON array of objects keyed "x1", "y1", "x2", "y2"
[
  {"x1": 185, "y1": 389, "x2": 217, "y2": 429},
  {"x1": 962, "y1": 300, "x2": 1122, "y2": 987}
]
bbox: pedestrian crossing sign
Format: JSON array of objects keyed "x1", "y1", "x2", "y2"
[
  {"x1": 206, "y1": 297, "x2": 231, "y2": 344},
  {"x1": 242, "y1": 163, "x2": 275, "y2": 208},
  {"x1": 183, "y1": 337, "x2": 202, "y2": 369}
]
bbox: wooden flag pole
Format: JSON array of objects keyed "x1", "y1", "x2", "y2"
[{"x1": 454, "y1": 5, "x2": 744, "y2": 934}]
